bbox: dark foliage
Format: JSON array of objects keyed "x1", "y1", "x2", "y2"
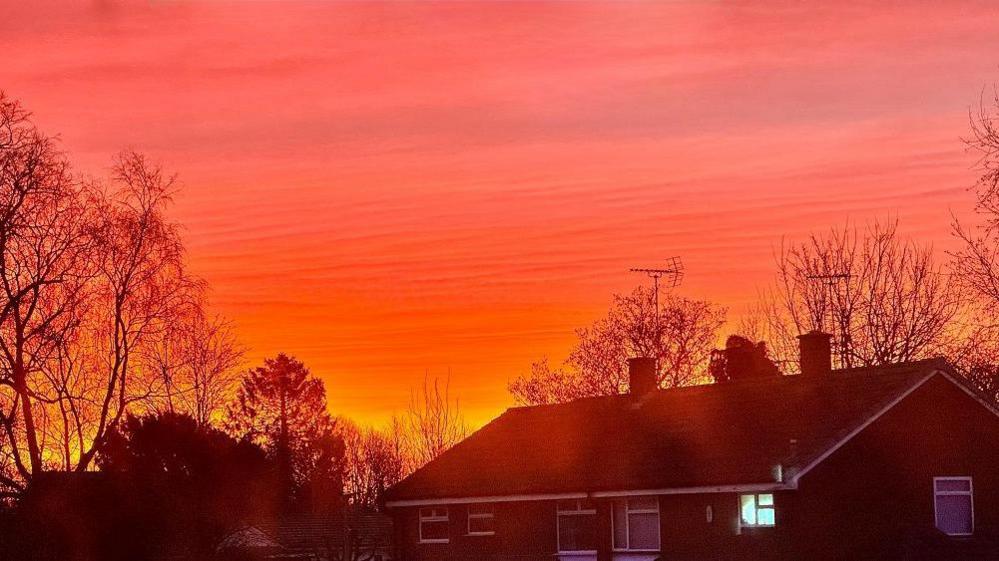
[
  {"x1": 225, "y1": 354, "x2": 345, "y2": 512},
  {"x1": 709, "y1": 335, "x2": 782, "y2": 382},
  {"x1": 3, "y1": 412, "x2": 279, "y2": 561}
]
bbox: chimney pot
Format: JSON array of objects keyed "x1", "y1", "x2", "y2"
[
  {"x1": 628, "y1": 357, "x2": 657, "y2": 395},
  {"x1": 797, "y1": 331, "x2": 833, "y2": 376}
]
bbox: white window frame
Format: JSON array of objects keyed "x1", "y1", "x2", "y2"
[
  {"x1": 556, "y1": 499, "x2": 597, "y2": 554},
  {"x1": 934, "y1": 476, "x2": 974, "y2": 537},
  {"x1": 611, "y1": 496, "x2": 661, "y2": 552},
  {"x1": 739, "y1": 493, "x2": 776, "y2": 528},
  {"x1": 467, "y1": 503, "x2": 495, "y2": 536},
  {"x1": 419, "y1": 506, "x2": 450, "y2": 544}
]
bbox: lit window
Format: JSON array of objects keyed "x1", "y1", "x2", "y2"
[
  {"x1": 419, "y1": 507, "x2": 449, "y2": 543},
  {"x1": 612, "y1": 496, "x2": 660, "y2": 551},
  {"x1": 934, "y1": 477, "x2": 974, "y2": 536},
  {"x1": 467, "y1": 503, "x2": 495, "y2": 536},
  {"x1": 557, "y1": 499, "x2": 597, "y2": 553},
  {"x1": 740, "y1": 494, "x2": 775, "y2": 527}
]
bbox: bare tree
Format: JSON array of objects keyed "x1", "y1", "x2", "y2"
[
  {"x1": 744, "y1": 220, "x2": 965, "y2": 371},
  {"x1": 146, "y1": 301, "x2": 244, "y2": 426},
  {"x1": 180, "y1": 311, "x2": 243, "y2": 426},
  {"x1": 72, "y1": 150, "x2": 193, "y2": 472},
  {"x1": 0, "y1": 93, "x2": 95, "y2": 491},
  {"x1": 951, "y1": 89, "x2": 999, "y2": 304},
  {"x1": 336, "y1": 417, "x2": 407, "y2": 508},
  {"x1": 509, "y1": 286, "x2": 725, "y2": 406},
  {"x1": 0, "y1": 93, "x2": 202, "y2": 494},
  {"x1": 403, "y1": 374, "x2": 466, "y2": 469},
  {"x1": 949, "y1": 86, "x2": 999, "y2": 402}
]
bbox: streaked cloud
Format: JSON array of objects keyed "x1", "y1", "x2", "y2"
[{"x1": 2, "y1": 0, "x2": 996, "y2": 425}]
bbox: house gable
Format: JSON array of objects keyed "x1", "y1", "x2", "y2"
[
  {"x1": 786, "y1": 372, "x2": 999, "y2": 559},
  {"x1": 791, "y1": 368, "x2": 999, "y2": 485}
]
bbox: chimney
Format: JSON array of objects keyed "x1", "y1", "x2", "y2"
[
  {"x1": 628, "y1": 357, "x2": 657, "y2": 395},
  {"x1": 797, "y1": 331, "x2": 832, "y2": 376}
]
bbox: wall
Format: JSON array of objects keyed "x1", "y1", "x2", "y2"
[{"x1": 394, "y1": 500, "x2": 558, "y2": 561}]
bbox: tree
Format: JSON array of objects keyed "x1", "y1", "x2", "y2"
[
  {"x1": 403, "y1": 375, "x2": 467, "y2": 468},
  {"x1": 950, "y1": 86, "x2": 999, "y2": 402},
  {"x1": 708, "y1": 335, "x2": 781, "y2": 382},
  {"x1": 92, "y1": 412, "x2": 278, "y2": 560},
  {"x1": 336, "y1": 417, "x2": 406, "y2": 508},
  {"x1": 743, "y1": 220, "x2": 965, "y2": 371},
  {"x1": 509, "y1": 286, "x2": 725, "y2": 405},
  {"x1": 145, "y1": 301, "x2": 244, "y2": 426},
  {"x1": 0, "y1": 94, "x2": 200, "y2": 497},
  {"x1": 61, "y1": 150, "x2": 194, "y2": 474},
  {"x1": 224, "y1": 353, "x2": 343, "y2": 509},
  {"x1": 0, "y1": 92, "x2": 94, "y2": 491}
]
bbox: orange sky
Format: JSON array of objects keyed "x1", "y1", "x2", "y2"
[{"x1": 3, "y1": 0, "x2": 999, "y2": 427}]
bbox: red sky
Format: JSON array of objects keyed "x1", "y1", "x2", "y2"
[{"x1": 3, "y1": 1, "x2": 999, "y2": 426}]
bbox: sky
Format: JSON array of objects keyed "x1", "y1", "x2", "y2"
[{"x1": 2, "y1": 0, "x2": 999, "y2": 427}]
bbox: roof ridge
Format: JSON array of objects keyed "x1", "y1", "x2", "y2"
[{"x1": 503, "y1": 357, "x2": 944, "y2": 414}]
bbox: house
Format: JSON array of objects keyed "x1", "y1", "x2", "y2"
[
  {"x1": 216, "y1": 511, "x2": 394, "y2": 561},
  {"x1": 385, "y1": 332, "x2": 999, "y2": 560}
]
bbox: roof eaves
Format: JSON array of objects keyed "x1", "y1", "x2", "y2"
[
  {"x1": 385, "y1": 482, "x2": 797, "y2": 508},
  {"x1": 936, "y1": 368, "x2": 999, "y2": 419}
]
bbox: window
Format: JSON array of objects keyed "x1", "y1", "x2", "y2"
[
  {"x1": 419, "y1": 507, "x2": 449, "y2": 543},
  {"x1": 934, "y1": 477, "x2": 974, "y2": 536},
  {"x1": 612, "y1": 496, "x2": 660, "y2": 551},
  {"x1": 740, "y1": 494, "x2": 775, "y2": 527},
  {"x1": 467, "y1": 503, "x2": 495, "y2": 536},
  {"x1": 557, "y1": 499, "x2": 597, "y2": 553}
]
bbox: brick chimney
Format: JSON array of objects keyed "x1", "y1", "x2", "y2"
[
  {"x1": 797, "y1": 331, "x2": 832, "y2": 376},
  {"x1": 628, "y1": 357, "x2": 657, "y2": 395}
]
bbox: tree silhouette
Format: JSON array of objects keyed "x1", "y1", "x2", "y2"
[
  {"x1": 0, "y1": 93, "x2": 220, "y2": 496},
  {"x1": 89, "y1": 412, "x2": 276, "y2": 560},
  {"x1": 145, "y1": 303, "x2": 245, "y2": 426},
  {"x1": 336, "y1": 417, "x2": 406, "y2": 508},
  {"x1": 708, "y1": 335, "x2": 781, "y2": 383},
  {"x1": 949, "y1": 86, "x2": 999, "y2": 404},
  {"x1": 743, "y1": 220, "x2": 964, "y2": 371},
  {"x1": 509, "y1": 286, "x2": 725, "y2": 405},
  {"x1": 224, "y1": 354, "x2": 343, "y2": 510},
  {"x1": 403, "y1": 375, "x2": 466, "y2": 468}
]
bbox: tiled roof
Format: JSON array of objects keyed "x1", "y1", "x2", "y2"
[
  {"x1": 217, "y1": 511, "x2": 392, "y2": 554},
  {"x1": 216, "y1": 525, "x2": 282, "y2": 551},
  {"x1": 259, "y1": 511, "x2": 393, "y2": 552},
  {"x1": 388, "y1": 358, "x2": 953, "y2": 502}
]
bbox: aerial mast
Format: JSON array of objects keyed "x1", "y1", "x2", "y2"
[{"x1": 630, "y1": 256, "x2": 684, "y2": 351}]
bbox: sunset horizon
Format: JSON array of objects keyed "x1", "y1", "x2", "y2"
[{"x1": 5, "y1": 1, "x2": 999, "y2": 429}]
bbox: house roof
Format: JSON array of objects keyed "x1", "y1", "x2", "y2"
[
  {"x1": 257, "y1": 511, "x2": 393, "y2": 553},
  {"x1": 216, "y1": 510, "x2": 393, "y2": 554},
  {"x1": 387, "y1": 358, "x2": 977, "y2": 504},
  {"x1": 216, "y1": 525, "x2": 283, "y2": 552}
]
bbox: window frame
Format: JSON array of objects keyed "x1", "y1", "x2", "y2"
[
  {"x1": 467, "y1": 503, "x2": 496, "y2": 536},
  {"x1": 611, "y1": 496, "x2": 661, "y2": 553},
  {"x1": 933, "y1": 476, "x2": 974, "y2": 537},
  {"x1": 739, "y1": 493, "x2": 776, "y2": 529},
  {"x1": 418, "y1": 506, "x2": 450, "y2": 544},
  {"x1": 556, "y1": 499, "x2": 597, "y2": 554}
]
